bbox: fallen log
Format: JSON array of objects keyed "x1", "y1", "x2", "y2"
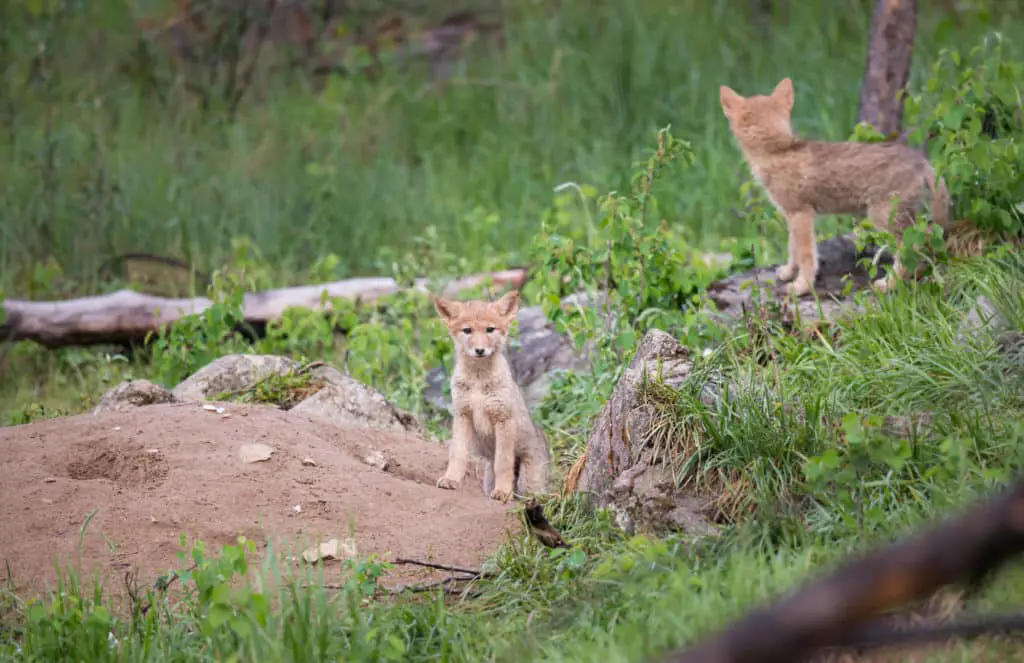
[
  {"x1": 2, "y1": 232, "x2": 890, "y2": 351},
  {"x1": 0, "y1": 269, "x2": 527, "y2": 349},
  {"x1": 653, "y1": 477, "x2": 1024, "y2": 663}
]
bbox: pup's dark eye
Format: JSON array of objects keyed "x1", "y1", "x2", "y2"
[
  {"x1": 486, "y1": 327, "x2": 495, "y2": 333},
  {"x1": 462, "y1": 328, "x2": 472, "y2": 335}
]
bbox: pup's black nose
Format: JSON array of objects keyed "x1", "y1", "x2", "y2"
[{"x1": 474, "y1": 348, "x2": 486, "y2": 356}]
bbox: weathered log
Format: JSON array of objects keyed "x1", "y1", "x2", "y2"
[
  {"x1": 0, "y1": 269, "x2": 526, "y2": 349},
  {"x1": 857, "y1": 0, "x2": 917, "y2": 138},
  {"x1": 575, "y1": 328, "x2": 725, "y2": 537},
  {"x1": 653, "y1": 477, "x2": 1024, "y2": 663}
]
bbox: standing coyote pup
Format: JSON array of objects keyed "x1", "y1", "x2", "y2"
[
  {"x1": 719, "y1": 77, "x2": 952, "y2": 296},
  {"x1": 433, "y1": 290, "x2": 552, "y2": 503}
]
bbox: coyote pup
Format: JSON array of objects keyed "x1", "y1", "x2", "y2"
[
  {"x1": 433, "y1": 290, "x2": 552, "y2": 503},
  {"x1": 719, "y1": 77, "x2": 952, "y2": 296}
]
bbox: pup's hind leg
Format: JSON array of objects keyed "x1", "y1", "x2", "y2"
[{"x1": 514, "y1": 445, "x2": 552, "y2": 496}]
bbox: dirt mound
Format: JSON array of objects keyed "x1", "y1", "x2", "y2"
[{"x1": 0, "y1": 402, "x2": 518, "y2": 600}]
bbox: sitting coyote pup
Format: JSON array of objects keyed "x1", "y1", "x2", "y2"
[
  {"x1": 719, "y1": 77, "x2": 952, "y2": 296},
  {"x1": 433, "y1": 289, "x2": 552, "y2": 503}
]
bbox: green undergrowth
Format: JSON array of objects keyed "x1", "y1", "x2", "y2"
[
  {"x1": 5, "y1": 163, "x2": 1024, "y2": 662},
  {"x1": 4, "y1": 3, "x2": 1024, "y2": 661},
  {"x1": 2, "y1": 1, "x2": 1023, "y2": 294},
  {"x1": 214, "y1": 367, "x2": 328, "y2": 410}
]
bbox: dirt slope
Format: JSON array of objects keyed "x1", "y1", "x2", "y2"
[{"x1": 0, "y1": 401, "x2": 518, "y2": 600}]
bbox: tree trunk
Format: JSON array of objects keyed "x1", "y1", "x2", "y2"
[{"x1": 857, "y1": 0, "x2": 917, "y2": 138}]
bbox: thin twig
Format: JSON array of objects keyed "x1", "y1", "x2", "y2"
[
  {"x1": 392, "y1": 558, "x2": 482, "y2": 577},
  {"x1": 297, "y1": 360, "x2": 327, "y2": 374},
  {"x1": 309, "y1": 574, "x2": 482, "y2": 598}
]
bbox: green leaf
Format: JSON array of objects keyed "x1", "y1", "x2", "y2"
[
  {"x1": 205, "y1": 603, "x2": 233, "y2": 631},
  {"x1": 942, "y1": 105, "x2": 966, "y2": 130}
]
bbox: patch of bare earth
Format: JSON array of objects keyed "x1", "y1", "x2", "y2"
[{"x1": 0, "y1": 402, "x2": 517, "y2": 600}]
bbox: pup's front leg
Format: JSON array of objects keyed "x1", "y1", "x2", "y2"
[
  {"x1": 785, "y1": 209, "x2": 818, "y2": 296},
  {"x1": 776, "y1": 223, "x2": 799, "y2": 282},
  {"x1": 437, "y1": 414, "x2": 474, "y2": 490},
  {"x1": 489, "y1": 419, "x2": 518, "y2": 503}
]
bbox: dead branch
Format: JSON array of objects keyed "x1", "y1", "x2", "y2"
[
  {"x1": 312, "y1": 576, "x2": 483, "y2": 598},
  {"x1": 654, "y1": 477, "x2": 1024, "y2": 663},
  {"x1": 0, "y1": 268, "x2": 526, "y2": 349},
  {"x1": 392, "y1": 557, "x2": 483, "y2": 577}
]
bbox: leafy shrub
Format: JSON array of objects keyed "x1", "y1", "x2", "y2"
[{"x1": 905, "y1": 34, "x2": 1024, "y2": 238}]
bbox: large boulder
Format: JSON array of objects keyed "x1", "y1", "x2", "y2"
[
  {"x1": 289, "y1": 364, "x2": 420, "y2": 434},
  {"x1": 171, "y1": 354, "x2": 301, "y2": 402},
  {"x1": 95, "y1": 354, "x2": 422, "y2": 435},
  {"x1": 92, "y1": 379, "x2": 177, "y2": 415},
  {"x1": 706, "y1": 233, "x2": 894, "y2": 326}
]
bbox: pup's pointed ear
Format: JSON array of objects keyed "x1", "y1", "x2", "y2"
[
  {"x1": 434, "y1": 297, "x2": 461, "y2": 322},
  {"x1": 719, "y1": 85, "x2": 744, "y2": 119},
  {"x1": 493, "y1": 289, "x2": 520, "y2": 320},
  {"x1": 773, "y1": 77, "x2": 794, "y2": 112}
]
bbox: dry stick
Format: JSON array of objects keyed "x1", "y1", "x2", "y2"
[
  {"x1": 654, "y1": 477, "x2": 1024, "y2": 663},
  {"x1": 311, "y1": 576, "x2": 479, "y2": 596},
  {"x1": 392, "y1": 558, "x2": 484, "y2": 577}
]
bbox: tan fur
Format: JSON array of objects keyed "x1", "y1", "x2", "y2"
[
  {"x1": 719, "y1": 77, "x2": 953, "y2": 295},
  {"x1": 433, "y1": 290, "x2": 552, "y2": 503}
]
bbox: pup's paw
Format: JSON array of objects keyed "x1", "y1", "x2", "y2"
[
  {"x1": 786, "y1": 277, "x2": 813, "y2": 297},
  {"x1": 776, "y1": 263, "x2": 797, "y2": 281},
  {"x1": 872, "y1": 276, "x2": 893, "y2": 293},
  {"x1": 489, "y1": 488, "x2": 513, "y2": 503},
  {"x1": 436, "y1": 477, "x2": 460, "y2": 490}
]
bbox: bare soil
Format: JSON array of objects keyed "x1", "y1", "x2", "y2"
[{"x1": 0, "y1": 402, "x2": 518, "y2": 601}]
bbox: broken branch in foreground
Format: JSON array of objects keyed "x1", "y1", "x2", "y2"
[
  {"x1": 655, "y1": 477, "x2": 1024, "y2": 663},
  {"x1": 0, "y1": 268, "x2": 527, "y2": 349}
]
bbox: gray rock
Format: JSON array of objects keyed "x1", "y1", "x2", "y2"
[
  {"x1": 957, "y1": 295, "x2": 1010, "y2": 343},
  {"x1": 705, "y1": 233, "x2": 891, "y2": 326},
  {"x1": 998, "y1": 331, "x2": 1024, "y2": 372},
  {"x1": 289, "y1": 369, "x2": 421, "y2": 435},
  {"x1": 93, "y1": 379, "x2": 177, "y2": 415},
  {"x1": 171, "y1": 354, "x2": 301, "y2": 401},
  {"x1": 608, "y1": 464, "x2": 720, "y2": 539},
  {"x1": 171, "y1": 353, "x2": 421, "y2": 434}
]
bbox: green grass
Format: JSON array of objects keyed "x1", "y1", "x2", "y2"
[
  {"x1": 4, "y1": 251, "x2": 1024, "y2": 662},
  {"x1": 4, "y1": 0, "x2": 1024, "y2": 661},
  {"x1": 2, "y1": 0, "x2": 1022, "y2": 291}
]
